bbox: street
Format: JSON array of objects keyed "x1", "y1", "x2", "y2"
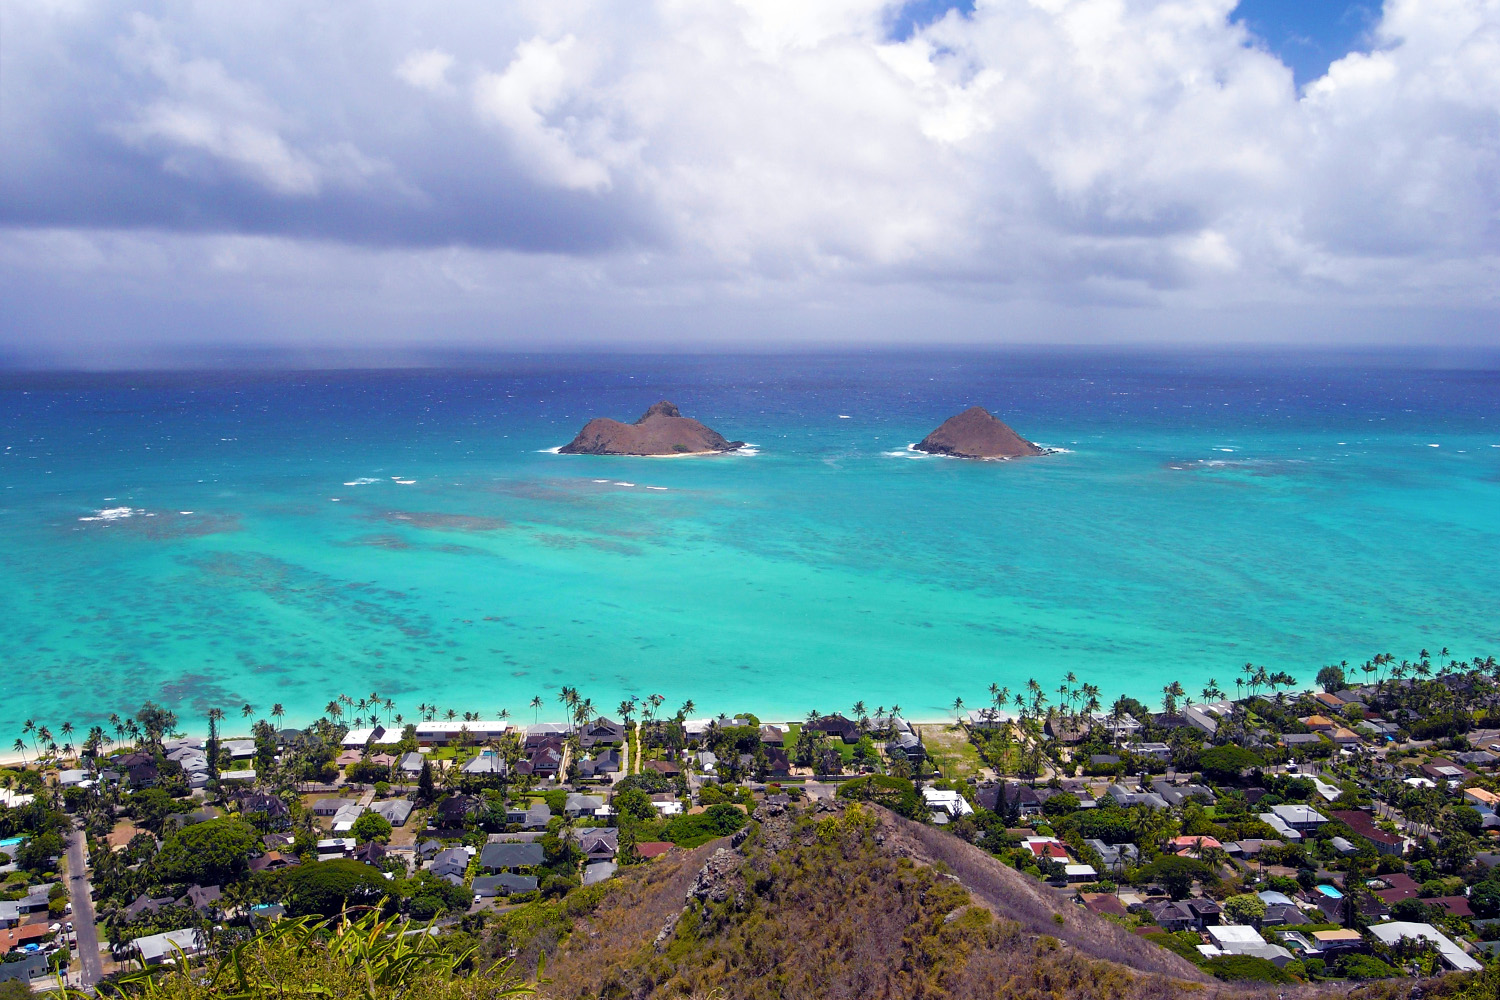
[{"x1": 65, "y1": 823, "x2": 103, "y2": 989}]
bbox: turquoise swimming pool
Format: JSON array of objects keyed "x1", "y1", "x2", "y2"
[{"x1": 1316, "y1": 885, "x2": 1343, "y2": 899}]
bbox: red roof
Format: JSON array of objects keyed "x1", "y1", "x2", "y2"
[
  {"x1": 1027, "y1": 841, "x2": 1069, "y2": 861},
  {"x1": 0, "y1": 924, "x2": 51, "y2": 950},
  {"x1": 1427, "y1": 895, "x2": 1473, "y2": 918},
  {"x1": 635, "y1": 841, "x2": 674, "y2": 859}
]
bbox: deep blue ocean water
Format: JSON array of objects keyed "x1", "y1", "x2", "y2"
[{"x1": 1, "y1": 350, "x2": 1497, "y2": 742}]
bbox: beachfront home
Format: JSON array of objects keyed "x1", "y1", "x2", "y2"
[
  {"x1": 342, "y1": 726, "x2": 385, "y2": 749},
  {"x1": 524, "y1": 723, "x2": 570, "y2": 747},
  {"x1": 578, "y1": 717, "x2": 625, "y2": 748},
  {"x1": 887, "y1": 731, "x2": 924, "y2": 761},
  {"x1": 1368, "y1": 922, "x2": 1482, "y2": 972},
  {"x1": 804, "y1": 714, "x2": 861, "y2": 743},
  {"x1": 759, "y1": 724, "x2": 789, "y2": 745},
  {"x1": 964, "y1": 709, "x2": 1015, "y2": 731},
  {"x1": 528, "y1": 743, "x2": 563, "y2": 777},
  {"x1": 415, "y1": 720, "x2": 512, "y2": 746},
  {"x1": 1090, "y1": 711, "x2": 1142, "y2": 740}
]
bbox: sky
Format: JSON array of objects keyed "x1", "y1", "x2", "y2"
[{"x1": 1, "y1": 0, "x2": 1498, "y2": 365}]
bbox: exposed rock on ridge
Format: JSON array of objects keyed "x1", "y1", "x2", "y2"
[
  {"x1": 559, "y1": 401, "x2": 745, "y2": 456},
  {"x1": 913, "y1": 406, "x2": 1047, "y2": 460}
]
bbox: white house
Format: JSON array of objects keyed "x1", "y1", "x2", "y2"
[
  {"x1": 342, "y1": 726, "x2": 385, "y2": 749},
  {"x1": 1368, "y1": 922, "x2": 1481, "y2": 972},
  {"x1": 923, "y1": 787, "x2": 974, "y2": 821},
  {"x1": 414, "y1": 720, "x2": 511, "y2": 745},
  {"x1": 1207, "y1": 925, "x2": 1295, "y2": 967},
  {"x1": 133, "y1": 928, "x2": 205, "y2": 965}
]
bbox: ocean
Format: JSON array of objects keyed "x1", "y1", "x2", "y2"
[{"x1": 1, "y1": 350, "x2": 1497, "y2": 742}]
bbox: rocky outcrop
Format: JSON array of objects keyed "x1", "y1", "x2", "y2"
[
  {"x1": 913, "y1": 406, "x2": 1047, "y2": 460},
  {"x1": 559, "y1": 401, "x2": 745, "y2": 456}
]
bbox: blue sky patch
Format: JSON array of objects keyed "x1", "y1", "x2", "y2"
[{"x1": 1231, "y1": 0, "x2": 1380, "y2": 88}]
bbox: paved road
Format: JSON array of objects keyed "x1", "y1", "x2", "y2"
[{"x1": 65, "y1": 823, "x2": 103, "y2": 989}]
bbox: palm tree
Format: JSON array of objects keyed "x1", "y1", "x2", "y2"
[
  {"x1": 271, "y1": 704, "x2": 285, "y2": 727},
  {"x1": 11, "y1": 739, "x2": 26, "y2": 766},
  {"x1": 679, "y1": 699, "x2": 695, "y2": 718},
  {"x1": 951, "y1": 696, "x2": 965, "y2": 726},
  {"x1": 325, "y1": 700, "x2": 343, "y2": 723},
  {"x1": 890, "y1": 704, "x2": 902, "y2": 720},
  {"x1": 530, "y1": 696, "x2": 543, "y2": 723},
  {"x1": 241, "y1": 703, "x2": 255, "y2": 720}
]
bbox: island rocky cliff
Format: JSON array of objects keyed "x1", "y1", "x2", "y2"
[
  {"x1": 559, "y1": 401, "x2": 745, "y2": 456},
  {"x1": 913, "y1": 406, "x2": 1047, "y2": 460}
]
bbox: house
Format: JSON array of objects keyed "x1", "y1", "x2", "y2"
[
  {"x1": 1168, "y1": 835, "x2": 1223, "y2": 857},
  {"x1": 19, "y1": 883, "x2": 55, "y2": 914},
  {"x1": 331, "y1": 802, "x2": 366, "y2": 832},
  {"x1": 428, "y1": 847, "x2": 473, "y2": 882},
  {"x1": 473, "y1": 873, "x2": 537, "y2": 897},
  {"x1": 1089, "y1": 754, "x2": 1121, "y2": 768},
  {"x1": 635, "y1": 841, "x2": 674, "y2": 859},
  {"x1": 1329, "y1": 727, "x2": 1361, "y2": 746},
  {"x1": 220, "y1": 769, "x2": 257, "y2": 784},
  {"x1": 342, "y1": 726, "x2": 385, "y2": 749},
  {"x1": 504, "y1": 801, "x2": 551, "y2": 829},
  {"x1": 922, "y1": 788, "x2": 973, "y2": 822},
  {"x1": 400, "y1": 752, "x2": 426, "y2": 776},
  {"x1": 764, "y1": 747, "x2": 793, "y2": 777},
  {"x1": 1310, "y1": 928, "x2": 1364, "y2": 953},
  {"x1": 1080, "y1": 892, "x2": 1129, "y2": 918},
  {"x1": 1427, "y1": 896, "x2": 1474, "y2": 919},
  {"x1": 964, "y1": 709, "x2": 1014, "y2": 731},
  {"x1": 0, "y1": 924, "x2": 50, "y2": 953},
  {"x1": 651, "y1": 793, "x2": 684, "y2": 816},
  {"x1": 1258, "y1": 812, "x2": 1302, "y2": 842},
  {"x1": 1372, "y1": 872, "x2": 1421, "y2": 905},
  {"x1": 370, "y1": 798, "x2": 414, "y2": 826},
  {"x1": 528, "y1": 743, "x2": 563, "y2": 778},
  {"x1": 132, "y1": 927, "x2": 206, "y2": 965},
  {"x1": 563, "y1": 793, "x2": 605, "y2": 818},
  {"x1": 759, "y1": 725, "x2": 788, "y2": 745},
  {"x1": 1187, "y1": 898, "x2": 1222, "y2": 926},
  {"x1": 312, "y1": 798, "x2": 348, "y2": 816},
  {"x1": 523, "y1": 723, "x2": 570, "y2": 748},
  {"x1": 414, "y1": 720, "x2": 512, "y2": 746},
  {"x1": 695, "y1": 751, "x2": 718, "y2": 772},
  {"x1": 1368, "y1": 922, "x2": 1482, "y2": 972},
  {"x1": 435, "y1": 794, "x2": 480, "y2": 827},
  {"x1": 1464, "y1": 786, "x2": 1500, "y2": 826},
  {"x1": 1281, "y1": 733, "x2": 1327, "y2": 750},
  {"x1": 1313, "y1": 692, "x2": 1345, "y2": 711},
  {"x1": 316, "y1": 838, "x2": 355, "y2": 859},
  {"x1": 578, "y1": 748, "x2": 622, "y2": 780},
  {"x1": 248, "y1": 851, "x2": 297, "y2": 873},
  {"x1": 644, "y1": 759, "x2": 682, "y2": 778},
  {"x1": 1146, "y1": 900, "x2": 1200, "y2": 932},
  {"x1": 1122, "y1": 741, "x2": 1172, "y2": 761},
  {"x1": 1268, "y1": 804, "x2": 1328, "y2": 834},
  {"x1": 1064, "y1": 864, "x2": 1097, "y2": 883},
  {"x1": 1455, "y1": 750, "x2": 1499, "y2": 768},
  {"x1": 1420, "y1": 757, "x2": 1474, "y2": 787},
  {"x1": 1151, "y1": 780, "x2": 1216, "y2": 807},
  {"x1": 1301, "y1": 715, "x2": 1337, "y2": 733},
  {"x1": 1108, "y1": 784, "x2": 1169, "y2": 809},
  {"x1": 222, "y1": 739, "x2": 257, "y2": 759},
  {"x1": 574, "y1": 827, "x2": 619, "y2": 862},
  {"x1": 805, "y1": 714, "x2": 861, "y2": 743},
  {"x1": 1090, "y1": 711, "x2": 1142, "y2": 739},
  {"x1": 887, "y1": 731, "x2": 924, "y2": 761},
  {"x1": 353, "y1": 842, "x2": 386, "y2": 865},
  {"x1": 479, "y1": 842, "x2": 544, "y2": 871},
  {"x1": 1086, "y1": 839, "x2": 1138, "y2": 872},
  {"x1": 1206, "y1": 925, "x2": 1295, "y2": 967},
  {"x1": 582, "y1": 860, "x2": 618, "y2": 885},
  {"x1": 0, "y1": 952, "x2": 48, "y2": 987},
  {"x1": 1332, "y1": 809, "x2": 1406, "y2": 855},
  {"x1": 124, "y1": 893, "x2": 176, "y2": 920},
  {"x1": 176, "y1": 885, "x2": 221, "y2": 914},
  {"x1": 0, "y1": 901, "x2": 19, "y2": 929},
  {"x1": 236, "y1": 793, "x2": 290, "y2": 824},
  {"x1": 1043, "y1": 716, "x2": 1087, "y2": 743},
  {"x1": 1024, "y1": 837, "x2": 1070, "y2": 862},
  {"x1": 461, "y1": 752, "x2": 510, "y2": 777},
  {"x1": 578, "y1": 717, "x2": 625, "y2": 748},
  {"x1": 1329, "y1": 836, "x2": 1358, "y2": 855}
]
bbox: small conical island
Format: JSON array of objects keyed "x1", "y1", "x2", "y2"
[
  {"x1": 913, "y1": 406, "x2": 1048, "y2": 460},
  {"x1": 558, "y1": 401, "x2": 746, "y2": 456}
]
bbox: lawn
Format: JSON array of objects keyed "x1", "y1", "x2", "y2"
[{"x1": 916, "y1": 724, "x2": 986, "y2": 780}]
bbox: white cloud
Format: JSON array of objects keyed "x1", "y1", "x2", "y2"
[{"x1": 2, "y1": 0, "x2": 1500, "y2": 351}]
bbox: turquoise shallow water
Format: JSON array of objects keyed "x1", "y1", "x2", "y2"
[{"x1": 1, "y1": 351, "x2": 1497, "y2": 741}]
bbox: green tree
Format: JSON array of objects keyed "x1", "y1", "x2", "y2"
[
  {"x1": 154, "y1": 818, "x2": 259, "y2": 885},
  {"x1": 1316, "y1": 664, "x2": 1347, "y2": 693},
  {"x1": 1198, "y1": 745, "x2": 1265, "y2": 782},
  {"x1": 284, "y1": 859, "x2": 389, "y2": 916},
  {"x1": 612, "y1": 786, "x2": 655, "y2": 821},
  {"x1": 351, "y1": 811, "x2": 393, "y2": 844},
  {"x1": 129, "y1": 787, "x2": 179, "y2": 836},
  {"x1": 1223, "y1": 893, "x2": 1266, "y2": 925},
  {"x1": 417, "y1": 760, "x2": 436, "y2": 804}
]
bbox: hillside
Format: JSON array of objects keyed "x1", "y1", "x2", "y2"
[{"x1": 491, "y1": 800, "x2": 1399, "y2": 1000}]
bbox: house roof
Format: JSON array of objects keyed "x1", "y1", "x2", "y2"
[{"x1": 479, "y1": 842, "x2": 545, "y2": 869}]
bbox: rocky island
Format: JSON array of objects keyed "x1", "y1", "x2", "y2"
[
  {"x1": 913, "y1": 406, "x2": 1048, "y2": 460},
  {"x1": 558, "y1": 401, "x2": 746, "y2": 456}
]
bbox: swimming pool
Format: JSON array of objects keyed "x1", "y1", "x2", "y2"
[
  {"x1": 0, "y1": 836, "x2": 23, "y2": 850},
  {"x1": 1316, "y1": 885, "x2": 1343, "y2": 899}
]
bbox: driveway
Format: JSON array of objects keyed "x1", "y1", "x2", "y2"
[{"x1": 65, "y1": 823, "x2": 103, "y2": 988}]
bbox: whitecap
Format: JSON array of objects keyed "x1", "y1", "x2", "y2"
[
  {"x1": 735, "y1": 444, "x2": 760, "y2": 455},
  {"x1": 330, "y1": 498, "x2": 341, "y2": 502},
  {"x1": 343, "y1": 478, "x2": 379, "y2": 486},
  {"x1": 79, "y1": 506, "x2": 138, "y2": 522},
  {"x1": 394, "y1": 479, "x2": 417, "y2": 485},
  {"x1": 838, "y1": 415, "x2": 851, "y2": 419},
  {"x1": 537, "y1": 446, "x2": 563, "y2": 454},
  {"x1": 179, "y1": 511, "x2": 194, "y2": 515},
  {"x1": 1427, "y1": 443, "x2": 1440, "y2": 448},
  {"x1": 1215, "y1": 447, "x2": 1236, "y2": 452},
  {"x1": 592, "y1": 479, "x2": 608, "y2": 483},
  {"x1": 614, "y1": 482, "x2": 635, "y2": 487},
  {"x1": 646, "y1": 486, "x2": 668, "y2": 491}
]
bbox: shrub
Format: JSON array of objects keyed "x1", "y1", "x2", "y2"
[
  {"x1": 1199, "y1": 746, "x2": 1265, "y2": 781},
  {"x1": 660, "y1": 804, "x2": 748, "y2": 848},
  {"x1": 1338, "y1": 953, "x2": 1400, "y2": 980},
  {"x1": 1202, "y1": 955, "x2": 1292, "y2": 983},
  {"x1": 153, "y1": 819, "x2": 258, "y2": 886},
  {"x1": 284, "y1": 859, "x2": 388, "y2": 916},
  {"x1": 834, "y1": 775, "x2": 923, "y2": 819}
]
